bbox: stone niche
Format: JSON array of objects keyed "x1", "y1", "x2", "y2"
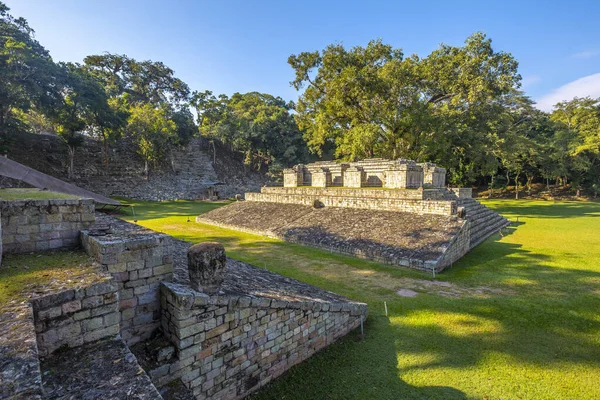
[
  {"x1": 283, "y1": 166, "x2": 304, "y2": 187},
  {"x1": 343, "y1": 167, "x2": 365, "y2": 188},
  {"x1": 384, "y1": 164, "x2": 424, "y2": 189},
  {"x1": 311, "y1": 168, "x2": 332, "y2": 188},
  {"x1": 420, "y1": 163, "x2": 446, "y2": 188}
]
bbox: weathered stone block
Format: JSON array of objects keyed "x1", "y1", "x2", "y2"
[{"x1": 187, "y1": 242, "x2": 226, "y2": 294}]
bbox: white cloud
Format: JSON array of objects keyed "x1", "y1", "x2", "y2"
[
  {"x1": 535, "y1": 73, "x2": 600, "y2": 112},
  {"x1": 572, "y1": 50, "x2": 600, "y2": 59},
  {"x1": 521, "y1": 75, "x2": 542, "y2": 88}
]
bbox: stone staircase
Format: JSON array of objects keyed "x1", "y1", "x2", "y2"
[{"x1": 458, "y1": 198, "x2": 510, "y2": 249}]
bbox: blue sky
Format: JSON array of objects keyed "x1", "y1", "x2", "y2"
[{"x1": 6, "y1": 0, "x2": 600, "y2": 111}]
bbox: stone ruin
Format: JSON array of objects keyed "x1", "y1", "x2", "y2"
[
  {"x1": 0, "y1": 197, "x2": 367, "y2": 399},
  {"x1": 282, "y1": 158, "x2": 447, "y2": 189},
  {"x1": 198, "y1": 158, "x2": 510, "y2": 273}
]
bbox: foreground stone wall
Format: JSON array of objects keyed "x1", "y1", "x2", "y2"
[
  {"x1": 81, "y1": 217, "x2": 173, "y2": 345},
  {"x1": 159, "y1": 282, "x2": 367, "y2": 399},
  {"x1": 0, "y1": 199, "x2": 95, "y2": 254},
  {"x1": 32, "y1": 279, "x2": 120, "y2": 357}
]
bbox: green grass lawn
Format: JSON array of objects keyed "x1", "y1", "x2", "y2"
[
  {"x1": 0, "y1": 188, "x2": 77, "y2": 200},
  {"x1": 120, "y1": 199, "x2": 600, "y2": 400}
]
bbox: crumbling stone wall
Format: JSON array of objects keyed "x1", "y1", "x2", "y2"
[
  {"x1": 81, "y1": 217, "x2": 173, "y2": 345},
  {"x1": 0, "y1": 199, "x2": 94, "y2": 254},
  {"x1": 159, "y1": 282, "x2": 367, "y2": 399},
  {"x1": 32, "y1": 279, "x2": 120, "y2": 357}
]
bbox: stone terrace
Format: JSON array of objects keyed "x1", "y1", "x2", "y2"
[{"x1": 197, "y1": 201, "x2": 468, "y2": 272}]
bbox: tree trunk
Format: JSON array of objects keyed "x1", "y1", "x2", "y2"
[
  {"x1": 506, "y1": 171, "x2": 510, "y2": 194},
  {"x1": 102, "y1": 128, "x2": 109, "y2": 165},
  {"x1": 67, "y1": 146, "x2": 75, "y2": 180},
  {"x1": 526, "y1": 175, "x2": 533, "y2": 194},
  {"x1": 489, "y1": 175, "x2": 494, "y2": 198},
  {"x1": 514, "y1": 173, "x2": 520, "y2": 200},
  {"x1": 144, "y1": 160, "x2": 149, "y2": 180},
  {"x1": 576, "y1": 188, "x2": 581, "y2": 197}
]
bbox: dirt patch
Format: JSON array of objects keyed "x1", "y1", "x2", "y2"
[{"x1": 397, "y1": 289, "x2": 419, "y2": 297}]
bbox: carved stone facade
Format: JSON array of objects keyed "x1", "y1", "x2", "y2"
[{"x1": 283, "y1": 158, "x2": 446, "y2": 189}]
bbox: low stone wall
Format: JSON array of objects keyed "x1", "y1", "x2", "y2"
[
  {"x1": 435, "y1": 221, "x2": 471, "y2": 270},
  {"x1": 159, "y1": 282, "x2": 367, "y2": 399},
  {"x1": 246, "y1": 192, "x2": 456, "y2": 216},
  {"x1": 261, "y1": 186, "x2": 444, "y2": 199},
  {"x1": 450, "y1": 187, "x2": 473, "y2": 199},
  {"x1": 81, "y1": 215, "x2": 174, "y2": 346},
  {"x1": 32, "y1": 279, "x2": 120, "y2": 357},
  {"x1": 0, "y1": 199, "x2": 95, "y2": 254}
]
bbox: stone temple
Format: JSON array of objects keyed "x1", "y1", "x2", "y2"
[{"x1": 198, "y1": 159, "x2": 510, "y2": 273}]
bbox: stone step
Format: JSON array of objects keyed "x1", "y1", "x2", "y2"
[
  {"x1": 470, "y1": 219, "x2": 510, "y2": 248},
  {"x1": 470, "y1": 211, "x2": 503, "y2": 228},
  {"x1": 470, "y1": 216, "x2": 507, "y2": 239}
]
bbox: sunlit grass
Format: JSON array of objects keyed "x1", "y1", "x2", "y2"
[
  {"x1": 119, "y1": 198, "x2": 600, "y2": 399},
  {"x1": 0, "y1": 188, "x2": 77, "y2": 200},
  {"x1": 0, "y1": 251, "x2": 96, "y2": 305}
]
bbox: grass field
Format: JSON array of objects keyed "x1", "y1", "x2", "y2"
[
  {"x1": 0, "y1": 188, "x2": 77, "y2": 200},
  {"x1": 120, "y1": 199, "x2": 600, "y2": 400}
]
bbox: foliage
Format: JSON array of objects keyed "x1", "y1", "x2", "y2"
[
  {"x1": 288, "y1": 33, "x2": 522, "y2": 183},
  {"x1": 126, "y1": 103, "x2": 177, "y2": 177},
  {"x1": 0, "y1": 2, "x2": 60, "y2": 136},
  {"x1": 193, "y1": 91, "x2": 309, "y2": 173}
]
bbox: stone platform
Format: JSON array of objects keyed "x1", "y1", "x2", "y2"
[
  {"x1": 198, "y1": 185, "x2": 510, "y2": 272},
  {"x1": 197, "y1": 201, "x2": 470, "y2": 272}
]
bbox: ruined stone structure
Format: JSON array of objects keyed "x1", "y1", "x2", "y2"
[
  {"x1": 1, "y1": 198, "x2": 95, "y2": 255},
  {"x1": 283, "y1": 158, "x2": 447, "y2": 189},
  {"x1": 1, "y1": 132, "x2": 266, "y2": 201},
  {"x1": 0, "y1": 198, "x2": 366, "y2": 399},
  {"x1": 199, "y1": 159, "x2": 510, "y2": 273}
]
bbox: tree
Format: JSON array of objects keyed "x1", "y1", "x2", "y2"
[
  {"x1": 83, "y1": 53, "x2": 190, "y2": 106},
  {"x1": 288, "y1": 32, "x2": 522, "y2": 185},
  {"x1": 127, "y1": 103, "x2": 176, "y2": 178},
  {"x1": 0, "y1": 2, "x2": 60, "y2": 136},
  {"x1": 193, "y1": 91, "x2": 309, "y2": 174},
  {"x1": 550, "y1": 97, "x2": 600, "y2": 196},
  {"x1": 49, "y1": 63, "x2": 113, "y2": 179}
]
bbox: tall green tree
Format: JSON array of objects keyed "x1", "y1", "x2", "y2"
[
  {"x1": 49, "y1": 63, "x2": 113, "y2": 179},
  {"x1": 193, "y1": 91, "x2": 309, "y2": 174},
  {"x1": 0, "y1": 2, "x2": 60, "y2": 136},
  {"x1": 127, "y1": 103, "x2": 177, "y2": 178},
  {"x1": 289, "y1": 32, "x2": 522, "y2": 184}
]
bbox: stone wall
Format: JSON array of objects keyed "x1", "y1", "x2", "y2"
[
  {"x1": 158, "y1": 282, "x2": 367, "y2": 399},
  {"x1": 261, "y1": 186, "x2": 448, "y2": 200},
  {"x1": 0, "y1": 199, "x2": 95, "y2": 254},
  {"x1": 81, "y1": 217, "x2": 174, "y2": 345},
  {"x1": 435, "y1": 221, "x2": 471, "y2": 269},
  {"x1": 32, "y1": 279, "x2": 120, "y2": 357},
  {"x1": 246, "y1": 192, "x2": 456, "y2": 216},
  {"x1": 450, "y1": 187, "x2": 473, "y2": 199}
]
